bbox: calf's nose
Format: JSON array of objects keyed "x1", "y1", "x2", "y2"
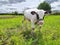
[
  {"x1": 39, "y1": 22, "x2": 43, "y2": 25},
  {"x1": 38, "y1": 20, "x2": 44, "y2": 25}
]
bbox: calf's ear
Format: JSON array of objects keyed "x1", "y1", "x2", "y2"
[{"x1": 31, "y1": 11, "x2": 36, "y2": 15}]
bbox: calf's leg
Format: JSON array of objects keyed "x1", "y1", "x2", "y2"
[
  {"x1": 22, "y1": 17, "x2": 26, "y2": 28},
  {"x1": 22, "y1": 17, "x2": 29, "y2": 30},
  {"x1": 31, "y1": 20, "x2": 35, "y2": 30}
]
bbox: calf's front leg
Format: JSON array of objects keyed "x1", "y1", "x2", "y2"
[
  {"x1": 31, "y1": 20, "x2": 36, "y2": 36},
  {"x1": 31, "y1": 20, "x2": 35, "y2": 30}
]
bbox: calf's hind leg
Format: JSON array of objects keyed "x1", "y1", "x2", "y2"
[
  {"x1": 22, "y1": 17, "x2": 25, "y2": 28},
  {"x1": 22, "y1": 17, "x2": 28, "y2": 30}
]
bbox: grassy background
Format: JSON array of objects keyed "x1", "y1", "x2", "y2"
[{"x1": 0, "y1": 15, "x2": 60, "y2": 45}]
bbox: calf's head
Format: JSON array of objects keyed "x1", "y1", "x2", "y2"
[
  {"x1": 31, "y1": 10, "x2": 45, "y2": 26},
  {"x1": 37, "y1": 10, "x2": 46, "y2": 26}
]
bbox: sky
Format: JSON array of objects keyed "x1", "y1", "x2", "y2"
[
  {"x1": 0, "y1": 0, "x2": 44, "y2": 13},
  {"x1": 51, "y1": 0, "x2": 60, "y2": 11},
  {"x1": 0, "y1": 0, "x2": 60, "y2": 13}
]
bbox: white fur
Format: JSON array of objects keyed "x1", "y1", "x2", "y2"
[{"x1": 23, "y1": 8, "x2": 45, "y2": 29}]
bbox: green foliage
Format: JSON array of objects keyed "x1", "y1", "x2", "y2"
[
  {"x1": 0, "y1": 12, "x2": 23, "y2": 15},
  {"x1": 13, "y1": 11, "x2": 18, "y2": 15},
  {"x1": 38, "y1": 1, "x2": 51, "y2": 11},
  {"x1": 51, "y1": 13, "x2": 60, "y2": 15},
  {"x1": 0, "y1": 15, "x2": 60, "y2": 45}
]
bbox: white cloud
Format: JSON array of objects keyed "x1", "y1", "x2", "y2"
[
  {"x1": 51, "y1": 1, "x2": 60, "y2": 7},
  {"x1": 0, "y1": 0, "x2": 5, "y2": 1},
  {"x1": 0, "y1": 0, "x2": 45, "y2": 13},
  {"x1": 51, "y1": 1, "x2": 60, "y2": 11}
]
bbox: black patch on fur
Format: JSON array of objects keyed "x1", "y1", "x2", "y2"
[
  {"x1": 31, "y1": 11, "x2": 39, "y2": 20},
  {"x1": 31, "y1": 11, "x2": 36, "y2": 15}
]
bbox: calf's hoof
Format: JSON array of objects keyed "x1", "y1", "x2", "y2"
[{"x1": 32, "y1": 28, "x2": 35, "y2": 30}]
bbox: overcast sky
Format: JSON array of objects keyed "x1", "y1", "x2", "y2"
[
  {"x1": 51, "y1": 1, "x2": 60, "y2": 11},
  {"x1": 0, "y1": 0, "x2": 60, "y2": 13},
  {"x1": 0, "y1": 0, "x2": 45, "y2": 13}
]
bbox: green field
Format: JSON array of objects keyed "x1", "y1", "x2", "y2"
[{"x1": 0, "y1": 15, "x2": 60, "y2": 45}]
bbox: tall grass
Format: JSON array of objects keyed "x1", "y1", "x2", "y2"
[{"x1": 0, "y1": 15, "x2": 60, "y2": 45}]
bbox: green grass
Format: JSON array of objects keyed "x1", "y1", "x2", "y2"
[
  {"x1": 41, "y1": 15, "x2": 60, "y2": 45},
  {"x1": 0, "y1": 15, "x2": 60, "y2": 45}
]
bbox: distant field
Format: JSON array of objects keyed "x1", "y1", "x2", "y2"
[{"x1": 0, "y1": 15, "x2": 60, "y2": 45}]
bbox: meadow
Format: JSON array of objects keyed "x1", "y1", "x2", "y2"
[{"x1": 0, "y1": 15, "x2": 60, "y2": 45}]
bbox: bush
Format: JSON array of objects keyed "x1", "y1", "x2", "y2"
[
  {"x1": 38, "y1": 1, "x2": 51, "y2": 12},
  {"x1": 51, "y1": 12, "x2": 60, "y2": 15}
]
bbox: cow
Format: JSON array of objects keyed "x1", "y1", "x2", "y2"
[{"x1": 22, "y1": 8, "x2": 46, "y2": 31}]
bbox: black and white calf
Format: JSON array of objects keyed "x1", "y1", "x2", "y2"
[{"x1": 22, "y1": 8, "x2": 46, "y2": 30}]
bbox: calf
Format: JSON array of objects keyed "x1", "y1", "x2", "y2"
[{"x1": 22, "y1": 9, "x2": 45, "y2": 30}]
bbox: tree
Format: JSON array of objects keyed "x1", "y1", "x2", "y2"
[
  {"x1": 37, "y1": 1, "x2": 51, "y2": 13},
  {"x1": 14, "y1": 11, "x2": 18, "y2": 15}
]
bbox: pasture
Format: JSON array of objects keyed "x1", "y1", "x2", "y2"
[{"x1": 0, "y1": 15, "x2": 60, "y2": 45}]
